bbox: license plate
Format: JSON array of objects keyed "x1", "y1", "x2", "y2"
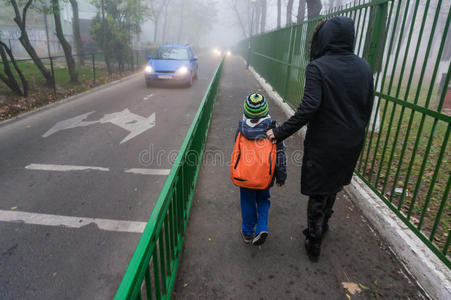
[{"x1": 158, "y1": 75, "x2": 172, "y2": 79}]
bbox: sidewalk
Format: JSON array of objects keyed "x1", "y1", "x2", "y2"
[{"x1": 173, "y1": 56, "x2": 425, "y2": 299}]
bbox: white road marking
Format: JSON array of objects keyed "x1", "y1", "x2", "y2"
[
  {"x1": 0, "y1": 210, "x2": 146, "y2": 233},
  {"x1": 42, "y1": 109, "x2": 156, "y2": 144},
  {"x1": 143, "y1": 93, "x2": 153, "y2": 101},
  {"x1": 25, "y1": 163, "x2": 109, "y2": 172},
  {"x1": 42, "y1": 111, "x2": 97, "y2": 138},
  {"x1": 124, "y1": 168, "x2": 171, "y2": 175},
  {"x1": 99, "y1": 109, "x2": 155, "y2": 144},
  {"x1": 25, "y1": 164, "x2": 170, "y2": 176}
]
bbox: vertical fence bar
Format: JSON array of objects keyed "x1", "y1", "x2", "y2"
[
  {"x1": 429, "y1": 172, "x2": 450, "y2": 241},
  {"x1": 49, "y1": 56, "x2": 56, "y2": 98},
  {"x1": 152, "y1": 247, "x2": 161, "y2": 300},
  {"x1": 158, "y1": 231, "x2": 167, "y2": 296},
  {"x1": 144, "y1": 265, "x2": 153, "y2": 300},
  {"x1": 418, "y1": 125, "x2": 450, "y2": 230}
]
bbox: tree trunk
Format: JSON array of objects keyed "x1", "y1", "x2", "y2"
[
  {"x1": 254, "y1": 1, "x2": 261, "y2": 34},
  {"x1": 0, "y1": 44, "x2": 22, "y2": 95},
  {"x1": 328, "y1": 0, "x2": 335, "y2": 11},
  {"x1": 297, "y1": 0, "x2": 306, "y2": 23},
  {"x1": 232, "y1": 0, "x2": 248, "y2": 38},
  {"x1": 177, "y1": 1, "x2": 185, "y2": 43},
  {"x1": 100, "y1": 0, "x2": 112, "y2": 74},
  {"x1": 52, "y1": 0, "x2": 78, "y2": 83},
  {"x1": 10, "y1": 0, "x2": 53, "y2": 86},
  {"x1": 154, "y1": 16, "x2": 159, "y2": 44},
  {"x1": 260, "y1": 0, "x2": 266, "y2": 33},
  {"x1": 306, "y1": 0, "x2": 322, "y2": 19},
  {"x1": 162, "y1": 3, "x2": 169, "y2": 44},
  {"x1": 0, "y1": 41, "x2": 28, "y2": 96},
  {"x1": 69, "y1": 0, "x2": 84, "y2": 65},
  {"x1": 286, "y1": 0, "x2": 294, "y2": 26},
  {"x1": 277, "y1": 0, "x2": 281, "y2": 29},
  {"x1": 444, "y1": 25, "x2": 451, "y2": 61}
]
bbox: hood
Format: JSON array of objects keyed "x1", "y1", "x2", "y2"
[
  {"x1": 238, "y1": 119, "x2": 275, "y2": 140},
  {"x1": 150, "y1": 59, "x2": 188, "y2": 72},
  {"x1": 310, "y1": 16, "x2": 355, "y2": 61}
]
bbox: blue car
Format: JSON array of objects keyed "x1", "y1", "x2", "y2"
[{"x1": 144, "y1": 44, "x2": 199, "y2": 87}]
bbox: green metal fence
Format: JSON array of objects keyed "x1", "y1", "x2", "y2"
[
  {"x1": 238, "y1": 0, "x2": 451, "y2": 268},
  {"x1": 115, "y1": 58, "x2": 224, "y2": 299}
]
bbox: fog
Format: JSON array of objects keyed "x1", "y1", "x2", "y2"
[{"x1": 139, "y1": 0, "x2": 347, "y2": 49}]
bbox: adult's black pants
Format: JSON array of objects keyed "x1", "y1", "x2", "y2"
[{"x1": 306, "y1": 194, "x2": 337, "y2": 240}]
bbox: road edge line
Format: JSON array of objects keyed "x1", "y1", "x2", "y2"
[
  {"x1": 243, "y1": 57, "x2": 449, "y2": 300},
  {"x1": 0, "y1": 72, "x2": 142, "y2": 128}
]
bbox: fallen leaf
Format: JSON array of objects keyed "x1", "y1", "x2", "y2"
[
  {"x1": 342, "y1": 282, "x2": 362, "y2": 295},
  {"x1": 183, "y1": 283, "x2": 188, "y2": 287},
  {"x1": 410, "y1": 216, "x2": 420, "y2": 225},
  {"x1": 52, "y1": 272, "x2": 57, "y2": 276},
  {"x1": 208, "y1": 237, "x2": 212, "y2": 241},
  {"x1": 359, "y1": 283, "x2": 369, "y2": 290},
  {"x1": 346, "y1": 293, "x2": 351, "y2": 300},
  {"x1": 10, "y1": 206, "x2": 17, "y2": 210}
]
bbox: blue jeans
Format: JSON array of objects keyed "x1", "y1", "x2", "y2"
[{"x1": 240, "y1": 187, "x2": 271, "y2": 236}]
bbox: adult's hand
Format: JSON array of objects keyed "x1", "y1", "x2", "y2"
[{"x1": 266, "y1": 129, "x2": 276, "y2": 142}]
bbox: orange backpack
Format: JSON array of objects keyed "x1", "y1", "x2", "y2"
[{"x1": 230, "y1": 132, "x2": 277, "y2": 190}]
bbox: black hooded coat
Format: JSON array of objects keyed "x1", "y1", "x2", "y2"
[{"x1": 273, "y1": 16, "x2": 374, "y2": 195}]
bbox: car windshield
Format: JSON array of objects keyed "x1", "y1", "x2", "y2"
[{"x1": 152, "y1": 48, "x2": 189, "y2": 60}]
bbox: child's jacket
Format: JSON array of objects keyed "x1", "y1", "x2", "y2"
[{"x1": 235, "y1": 118, "x2": 287, "y2": 186}]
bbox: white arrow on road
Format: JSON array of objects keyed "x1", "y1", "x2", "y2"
[
  {"x1": 42, "y1": 109, "x2": 156, "y2": 144},
  {"x1": 42, "y1": 111, "x2": 97, "y2": 138}
]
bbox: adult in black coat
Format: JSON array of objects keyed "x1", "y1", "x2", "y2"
[{"x1": 266, "y1": 16, "x2": 374, "y2": 261}]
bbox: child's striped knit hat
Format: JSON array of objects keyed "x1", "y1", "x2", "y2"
[{"x1": 243, "y1": 92, "x2": 269, "y2": 119}]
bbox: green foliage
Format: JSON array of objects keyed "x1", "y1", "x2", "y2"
[{"x1": 90, "y1": 0, "x2": 149, "y2": 65}]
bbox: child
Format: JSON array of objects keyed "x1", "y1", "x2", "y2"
[{"x1": 234, "y1": 93, "x2": 287, "y2": 246}]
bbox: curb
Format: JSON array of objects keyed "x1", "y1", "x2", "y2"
[
  {"x1": 243, "y1": 58, "x2": 450, "y2": 300},
  {"x1": 0, "y1": 71, "x2": 142, "y2": 128},
  {"x1": 346, "y1": 176, "x2": 451, "y2": 300}
]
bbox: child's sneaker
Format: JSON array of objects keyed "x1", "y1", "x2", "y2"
[
  {"x1": 252, "y1": 231, "x2": 268, "y2": 246},
  {"x1": 241, "y1": 231, "x2": 253, "y2": 244}
]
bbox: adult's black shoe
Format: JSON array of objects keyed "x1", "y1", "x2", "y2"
[{"x1": 303, "y1": 229, "x2": 321, "y2": 262}]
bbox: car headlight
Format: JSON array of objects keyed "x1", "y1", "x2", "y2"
[
  {"x1": 145, "y1": 65, "x2": 153, "y2": 73},
  {"x1": 177, "y1": 66, "x2": 189, "y2": 75}
]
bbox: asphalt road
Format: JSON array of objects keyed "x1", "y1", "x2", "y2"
[{"x1": 0, "y1": 54, "x2": 221, "y2": 299}]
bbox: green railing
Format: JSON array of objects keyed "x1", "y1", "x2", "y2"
[
  {"x1": 115, "y1": 58, "x2": 224, "y2": 299},
  {"x1": 238, "y1": 0, "x2": 450, "y2": 268}
]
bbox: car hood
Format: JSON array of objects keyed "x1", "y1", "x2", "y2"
[{"x1": 149, "y1": 59, "x2": 189, "y2": 72}]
